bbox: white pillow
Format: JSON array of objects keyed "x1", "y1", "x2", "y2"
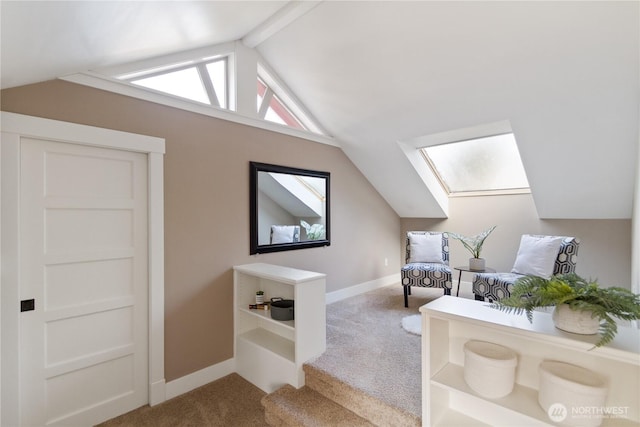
[
  {"x1": 511, "y1": 235, "x2": 564, "y2": 278},
  {"x1": 271, "y1": 225, "x2": 296, "y2": 244},
  {"x1": 409, "y1": 233, "x2": 444, "y2": 264}
]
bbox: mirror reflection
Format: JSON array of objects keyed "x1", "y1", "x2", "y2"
[{"x1": 250, "y1": 162, "x2": 330, "y2": 254}]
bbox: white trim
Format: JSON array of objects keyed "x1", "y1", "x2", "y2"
[
  {"x1": 404, "y1": 120, "x2": 514, "y2": 149},
  {"x1": 96, "y1": 42, "x2": 236, "y2": 79},
  {"x1": 147, "y1": 151, "x2": 166, "y2": 406},
  {"x1": 0, "y1": 132, "x2": 21, "y2": 427},
  {"x1": 59, "y1": 72, "x2": 340, "y2": 148},
  {"x1": 0, "y1": 112, "x2": 165, "y2": 154},
  {"x1": 325, "y1": 273, "x2": 400, "y2": 305},
  {"x1": 397, "y1": 139, "x2": 449, "y2": 215},
  {"x1": 0, "y1": 131, "x2": 2, "y2": 426},
  {"x1": 242, "y1": 1, "x2": 322, "y2": 48},
  {"x1": 0, "y1": 113, "x2": 167, "y2": 423},
  {"x1": 165, "y1": 358, "x2": 235, "y2": 400},
  {"x1": 257, "y1": 59, "x2": 328, "y2": 136}
]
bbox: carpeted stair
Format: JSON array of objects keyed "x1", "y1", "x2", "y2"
[
  {"x1": 262, "y1": 364, "x2": 420, "y2": 427},
  {"x1": 262, "y1": 384, "x2": 373, "y2": 427}
]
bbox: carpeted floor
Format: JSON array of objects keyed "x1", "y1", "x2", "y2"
[
  {"x1": 306, "y1": 285, "x2": 444, "y2": 419},
  {"x1": 98, "y1": 284, "x2": 468, "y2": 426},
  {"x1": 97, "y1": 373, "x2": 269, "y2": 427}
]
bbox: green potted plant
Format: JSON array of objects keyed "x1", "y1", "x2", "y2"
[
  {"x1": 449, "y1": 225, "x2": 496, "y2": 271},
  {"x1": 492, "y1": 273, "x2": 640, "y2": 347},
  {"x1": 300, "y1": 220, "x2": 325, "y2": 240}
]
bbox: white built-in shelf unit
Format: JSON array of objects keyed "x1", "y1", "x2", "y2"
[
  {"x1": 421, "y1": 296, "x2": 639, "y2": 426},
  {"x1": 233, "y1": 263, "x2": 326, "y2": 393}
]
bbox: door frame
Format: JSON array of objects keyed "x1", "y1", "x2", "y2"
[{"x1": 1, "y1": 112, "x2": 167, "y2": 426}]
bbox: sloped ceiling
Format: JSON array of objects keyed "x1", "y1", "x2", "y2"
[{"x1": 1, "y1": 1, "x2": 638, "y2": 219}]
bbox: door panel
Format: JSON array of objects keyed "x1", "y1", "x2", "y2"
[
  {"x1": 45, "y1": 258, "x2": 134, "y2": 309},
  {"x1": 19, "y1": 138, "x2": 148, "y2": 426}
]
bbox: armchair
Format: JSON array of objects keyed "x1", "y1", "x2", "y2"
[
  {"x1": 401, "y1": 231, "x2": 452, "y2": 307},
  {"x1": 472, "y1": 235, "x2": 579, "y2": 302}
]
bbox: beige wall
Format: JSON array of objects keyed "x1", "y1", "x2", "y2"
[
  {"x1": 1, "y1": 80, "x2": 401, "y2": 381},
  {"x1": 3, "y1": 80, "x2": 632, "y2": 382},
  {"x1": 403, "y1": 194, "x2": 632, "y2": 287}
]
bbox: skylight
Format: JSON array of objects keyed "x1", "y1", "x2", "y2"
[
  {"x1": 421, "y1": 133, "x2": 529, "y2": 195},
  {"x1": 123, "y1": 57, "x2": 228, "y2": 109}
]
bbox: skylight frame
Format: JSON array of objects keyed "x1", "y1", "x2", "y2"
[{"x1": 420, "y1": 132, "x2": 531, "y2": 197}]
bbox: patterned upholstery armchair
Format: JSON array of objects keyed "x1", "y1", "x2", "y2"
[
  {"x1": 472, "y1": 235, "x2": 579, "y2": 302},
  {"x1": 401, "y1": 231, "x2": 452, "y2": 307}
]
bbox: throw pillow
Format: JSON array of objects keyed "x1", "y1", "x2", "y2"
[
  {"x1": 409, "y1": 233, "x2": 444, "y2": 264},
  {"x1": 511, "y1": 235, "x2": 564, "y2": 278},
  {"x1": 271, "y1": 225, "x2": 296, "y2": 244}
]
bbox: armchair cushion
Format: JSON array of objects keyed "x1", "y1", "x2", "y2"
[
  {"x1": 408, "y1": 232, "x2": 444, "y2": 264},
  {"x1": 511, "y1": 235, "x2": 564, "y2": 279},
  {"x1": 473, "y1": 272, "x2": 524, "y2": 301}
]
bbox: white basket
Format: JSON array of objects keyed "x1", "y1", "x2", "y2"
[
  {"x1": 463, "y1": 340, "x2": 518, "y2": 399},
  {"x1": 538, "y1": 361, "x2": 608, "y2": 427}
]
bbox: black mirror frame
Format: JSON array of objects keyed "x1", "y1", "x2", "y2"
[{"x1": 250, "y1": 161, "x2": 330, "y2": 255}]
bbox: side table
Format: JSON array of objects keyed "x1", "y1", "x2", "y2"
[{"x1": 454, "y1": 266, "x2": 496, "y2": 297}]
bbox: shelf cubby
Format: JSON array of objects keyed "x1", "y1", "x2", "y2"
[
  {"x1": 233, "y1": 263, "x2": 326, "y2": 393},
  {"x1": 420, "y1": 296, "x2": 640, "y2": 426}
]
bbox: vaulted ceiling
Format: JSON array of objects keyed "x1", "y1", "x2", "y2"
[{"x1": 2, "y1": 1, "x2": 638, "y2": 219}]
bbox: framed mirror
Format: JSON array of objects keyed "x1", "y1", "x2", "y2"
[{"x1": 250, "y1": 162, "x2": 330, "y2": 254}]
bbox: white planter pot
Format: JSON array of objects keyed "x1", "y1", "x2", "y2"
[
  {"x1": 552, "y1": 304, "x2": 600, "y2": 335},
  {"x1": 255, "y1": 294, "x2": 264, "y2": 304},
  {"x1": 469, "y1": 257, "x2": 485, "y2": 271}
]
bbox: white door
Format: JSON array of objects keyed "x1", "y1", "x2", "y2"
[{"x1": 19, "y1": 138, "x2": 149, "y2": 426}]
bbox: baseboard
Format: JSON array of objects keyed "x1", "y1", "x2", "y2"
[
  {"x1": 325, "y1": 273, "x2": 400, "y2": 305},
  {"x1": 165, "y1": 358, "x2": 235, "y2": 400},
  {"x1": 162, "y1": 274, "x2": 399, "y2": 401},
  {"x1": 149, "y1": 378, "x2": 167, "y2": 406}
]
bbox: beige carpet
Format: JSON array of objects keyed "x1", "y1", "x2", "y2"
[
  {"x1": 96, "y1": 373, "x2": 268, "y2": 427},
  {"x1": 306, "y1": 285, "x2": 443, "y2": 419},
  {"x1": 97, "y1": 285, "x2": 457, "y2": 426}
]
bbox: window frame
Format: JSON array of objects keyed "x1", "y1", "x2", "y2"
[
  {"x1": 65, "y1": 43, "x2": 336, "y2": 146},
  {"x1": 257, "y1": 61, "x2": 325, "y2": 135},
  {"x1": 420, "y1": 132, "x2": 531, "y2": 197},
  {"x1": 121, "y1": 56, "x2": 228, "y2": 109}
]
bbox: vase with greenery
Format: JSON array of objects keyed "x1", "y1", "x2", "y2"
[
  {"x1": 491, "y1": 273, "x2": 640, "y2": 347},
  {"x1": 449, "y1": 225, "x2": 496, "y2": 271},
  {"x1": 300, "y1": 220, "x2": 325, "y2": 240}
]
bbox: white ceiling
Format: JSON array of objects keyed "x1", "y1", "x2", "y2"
[{"x1": 2, "y1": 1, "x2": 638, "y2": 219}]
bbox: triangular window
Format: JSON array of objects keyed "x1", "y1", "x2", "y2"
[
  {"x1": 257, "y1": 77, "x2": 305, "y2": 130},
  {"x1": 89, "y1": 45, "x2": 329, "y2": 138},
  {"x1": 120, "y1": 57, "x2": 228, "y2": 109}
]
